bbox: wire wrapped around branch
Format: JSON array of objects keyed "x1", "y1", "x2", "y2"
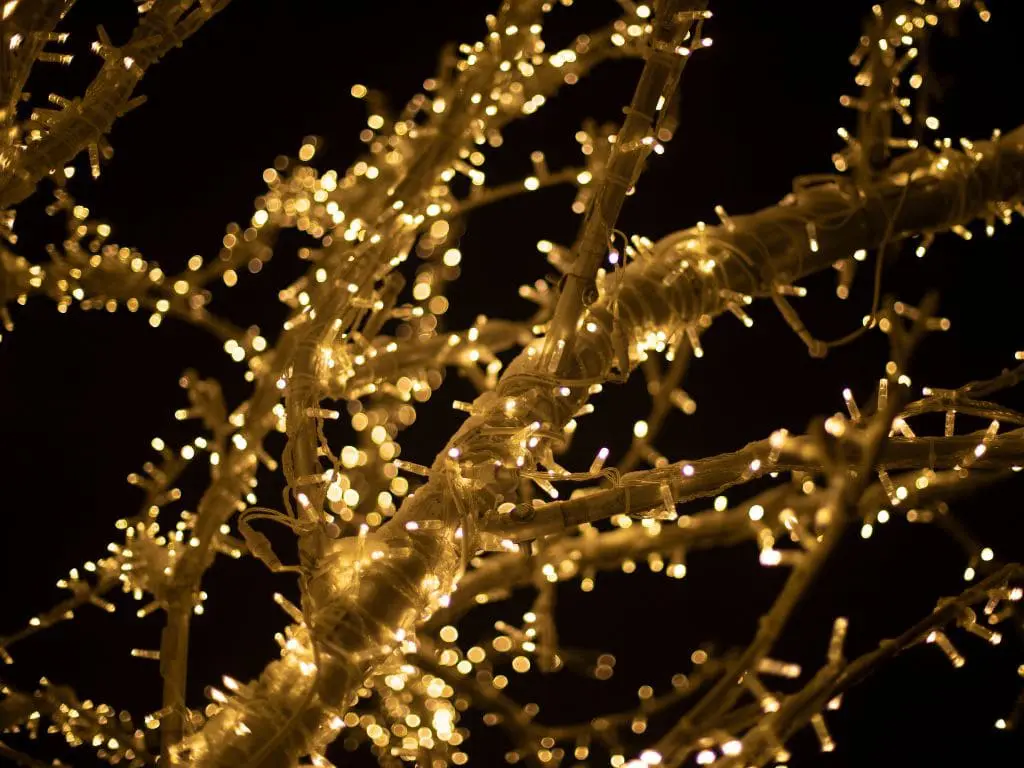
[{"x1": 489, "y1": 427, "x2": 1024, "y2": 540}]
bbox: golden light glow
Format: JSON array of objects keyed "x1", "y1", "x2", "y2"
[{"x1": 0, "y1": 2, "x2": 1020, "y2": 768}]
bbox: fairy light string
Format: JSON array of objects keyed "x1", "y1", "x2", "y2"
[{"x1": 2, "y1": 1, "x2": 1024, "y2": 767}]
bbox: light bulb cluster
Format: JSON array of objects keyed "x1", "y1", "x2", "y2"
[{"x1": 2, "y1": 1, "x2": 1024, "y2": 768}]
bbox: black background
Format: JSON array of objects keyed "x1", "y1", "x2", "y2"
[{"x1": 2, "y1": 1, "x2": 1024, "y2": 766}]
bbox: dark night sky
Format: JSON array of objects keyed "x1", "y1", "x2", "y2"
[{"x1": 2, "y1": 1, "x2": 1024, "y2": 766}]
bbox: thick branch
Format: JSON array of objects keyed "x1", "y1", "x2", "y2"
[
  {"x1": 491, "y1": 428, "x2": 1024, "y2": 540},
  {"x1": 540, "y1": 0, "x2": 706, "y2": 371},
  {"x1": 428, "y1": 466, "x2": 1013, "y2": 634}
]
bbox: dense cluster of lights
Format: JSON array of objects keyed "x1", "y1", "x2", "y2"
[{"x1": 2, "y1": 1, "x2": 1024, "y2": 767}]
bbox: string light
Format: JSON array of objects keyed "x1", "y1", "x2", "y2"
[{"x1": 0, "y1": 2, "x2": 1022, "y2": 768}]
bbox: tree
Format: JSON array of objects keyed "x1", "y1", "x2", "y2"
[{"x1": 2, "y1": 0, "x2": 1023, "y2": 766}]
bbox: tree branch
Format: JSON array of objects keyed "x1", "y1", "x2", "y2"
[
  {"x1": 716, "y1": 564, "x2": 1024, "y2": 767},
  {"x1": 0, "y1": 0, "x2": 233, "y2": 209}
]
